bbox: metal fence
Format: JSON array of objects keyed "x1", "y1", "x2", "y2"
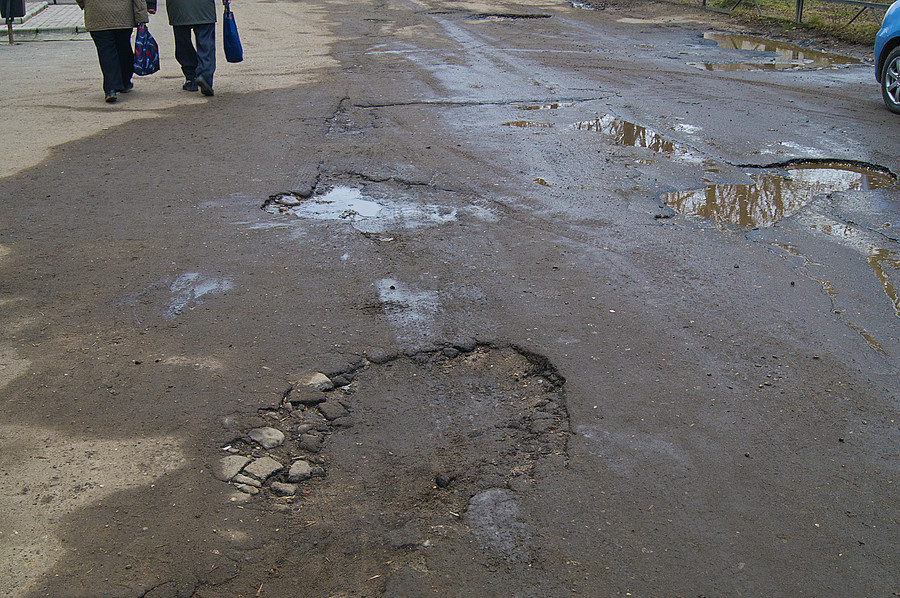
[{"x1": 703, "y1": 0, "x2": 891, "y2": 24}]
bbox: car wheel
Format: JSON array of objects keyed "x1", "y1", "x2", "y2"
[{"x1": 882, "y1": 47, "x2": 900, "y2": 114}]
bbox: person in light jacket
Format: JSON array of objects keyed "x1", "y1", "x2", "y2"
[
  {"x1": 166, "y1": 0, "x2": 217, "y2": 96},
  {"x1": 77, "y1": 0, "x2": 156, "y2": 103}
]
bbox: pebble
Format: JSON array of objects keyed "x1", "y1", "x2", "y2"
[
  {"x1": 294, "y1": 372, "x2": 334, "y2": 392},
  {"x1": 270, "y1": 481, "x2": 297, "y2": 496},
  {"x1": 287, "y1": 460, "x2": 312, "y2": 483},
  {"x1": 291, "y1": 387, "x2": 327, "y2": 405},
  {"x1": 278, "y1": 194, "x2": 302, "y2": 206},
  {"x1": 243, "y1": 456, "x2": 283, "y2": 481},
  {"x1": 215, "y1": 455, "x2": 251, "y2": 481},
  {"x1": 299, "y1": 434, "x2": 324, "y2": 453},
  {"x1": 318, "y1": 401, "x2": 349, "y2": 421},
  {"x1": 234, "y1": 483, "x2": 259, "y2": 495},
  {"x1": 365, "y1": 347, "x2": 396, "y2": 364},
  {"x1": 248, "y1": 427, "x2": 285, "y2": 449},
  {"x1": 232, "y1": 474, "x2": 261, "y2": 487}
]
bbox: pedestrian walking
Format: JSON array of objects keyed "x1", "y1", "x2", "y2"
[
  {"x1": 77, "y1": 0, "x2": 157, "y2": 103},
  {"x1": 166, "y1": 0, "x2": 217, "y2": 96}
]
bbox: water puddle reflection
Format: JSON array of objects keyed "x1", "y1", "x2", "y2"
[
  {"x1": 662, "y1": 162, "x2": 896, "y2": 229},
  {"x1": 503, "y1": 121, "x2": 553, "y2": 128},
  {"x1": 694, "y1": 32, "x2": 860, "y2": 71},
  {"x1": 573, "y1": 115, "x2": 707, "y2": 164},
  {"x1": 797, "y1": 212, "x2": 900, "y2": 319},
  {"x1": 518, "y1": 102, "x2": 576, "y2": 111}
]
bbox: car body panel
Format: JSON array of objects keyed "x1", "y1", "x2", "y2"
[{"x1": 875, "y1": 0, "x2": 900, "y2": 82}]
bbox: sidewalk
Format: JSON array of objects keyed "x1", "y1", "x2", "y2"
[{"x1": 7, "y1": 1, "x2": 87, "y2": 41}]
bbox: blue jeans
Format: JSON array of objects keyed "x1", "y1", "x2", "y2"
[{"x1": 173, "y1": 23, "x2": 216, "y2": 86}]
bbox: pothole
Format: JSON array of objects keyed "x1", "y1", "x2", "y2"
[
  {"x1": 517, "y1": 101, "x2": 576, "y2": 111},
  {"x1": 503, "y1": 120, "x2": 554, "y2": 128},
  {"x1": 469, "y1": 13, "x2": 553, "y2": 21},
  {"x1": 215, "y1": 344, "x2": 570, "y2": 507},
  {"x1": 662, "y1": 161, "x2": 897, "y2": 229},
  {"x1": 693, "y1": 32, "x2": 861, "y2": 71},
  {"x1": 573, "y1": 115, "x2": 709, "y2": 164},
  {"x1": 263, "y1": 186, "x2": 459, "y2": 234}
]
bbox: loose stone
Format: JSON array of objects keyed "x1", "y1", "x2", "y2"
[
  {"x1": 234, "y1": 483, "x2": 260, "y2": 495},
  {"x1": 293, "y1": 372, "x2": 334, "y2": 392},
  {"x1": 215, "y1": 455, "x2": 251, "y2": 481},
  {"x1": 287, "y1": 460, "x2": 312, "y2": 483},
  {"x1": 298, "y1": 434, "x2": 324, "y2": 453},
  {"x1": 248, "y1": 427, "x2": 285, "y2": 449},
  {"x1": 318, "y1": 401, "x2": 349, "y2": 421},
  {"x1": 233, "y1": 474, "x2": 261, "y2": 487},
  {"x1": 291, "y1": 387, "x2": 327, "y2": 406},
  {"x1": 270, "y1": 481, "x2": 297, "y2": 496},
  {"x1": 243, "y1": 456, "x2": 283, "y2": 481}
]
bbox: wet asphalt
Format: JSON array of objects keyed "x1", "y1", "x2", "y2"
[{"x1": 1, "y1": 0, "x2": 898, "y2": 596}]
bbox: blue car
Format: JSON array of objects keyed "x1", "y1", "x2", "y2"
[{"x1": 876, "y1": 0, "x2": 900, "y2": 113}]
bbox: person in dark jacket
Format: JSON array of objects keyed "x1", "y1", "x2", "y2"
[
  {"x1": 76, "y1": 0, "x2": 156, "y2": 103},
  {"x1": 166, "y1": 0, "x2": 217, "y2": 96}
]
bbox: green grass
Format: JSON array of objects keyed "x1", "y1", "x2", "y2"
[{"x1": 678, "y1": 0, "x2": 885, "y2": 44}]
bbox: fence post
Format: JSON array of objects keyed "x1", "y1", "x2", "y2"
[{"x1": 795, "y1": 0, "x2": 804, "y2": 22}]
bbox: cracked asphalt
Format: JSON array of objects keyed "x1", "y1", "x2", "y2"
[{"x1": 1, "y1": 0, "x2": 898, "y2": 596}]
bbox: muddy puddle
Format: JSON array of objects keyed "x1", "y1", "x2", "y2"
[
  {"x1": 662, "y1": 162, "x2": 896, "y2": 229},
  {"x1": 573, "y1": 115, "x2": 708, "y2": 164},
  {"x1": 263, "y1": 186, "x2": 459, "y2": 234},
  {"x1": 692, "y1": 32, "x2": 860, "y2": 71},
  {"x1": 263, "y1": 186, "x2": 503, "y2": 232},
  {"x1": 517, "y1": 102, "x2": 576, "y2": 111}
]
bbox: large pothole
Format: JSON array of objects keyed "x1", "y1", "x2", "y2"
[
  {"x1": 216, "y1": 342, "x2": 570, "y2": 506},
  {"x1": 212, "y1": 343, "x2": 571, "y2": 593}
]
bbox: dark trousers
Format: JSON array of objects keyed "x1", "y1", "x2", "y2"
[
  {"x1": 173, "y1": 23, "x2": 216, "y2": 86},
  {"x1": 90, "y1": 29, "x2": 134, "y2": 93}
]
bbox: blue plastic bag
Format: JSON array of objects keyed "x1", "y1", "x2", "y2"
[
  {"x1": 133, "y1": 23, "x2": 160, "y2": 76},
  {"x1": 223, "y1": 0, "x2": 243, "y2": 63}
]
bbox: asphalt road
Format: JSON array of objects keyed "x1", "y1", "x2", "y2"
[{"x1": 1, "y1": 0, "x2": 898, "y2": 596}]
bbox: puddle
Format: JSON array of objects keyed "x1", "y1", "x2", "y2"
[
  {"x1": 503, "y1": 121, "x2": 553, "y2": 128},
  {"x1": 166, "y1": 273, "x2": 233, "y2": 319},
  {"x1": 264, "y1": 186, "x2": 459, "y2": 234},
  {"x1": 573, "y1": 115, "x2": 707, "y2": 164},
  {"x1": 796, "y1": 212, "x2": 900, "y2": 319},
  {"x1": 695, "y1": 32, "x2": 860, "y2": 71},
  {"x1": 662, "y1": 162, "x2": 897, "y2": 229},
  {"x1": 470, "y1": 13, "x2": 552, "y2": 21},
  {"x1": 517, "y1": 102, "x2": 576, "y2": 111}
]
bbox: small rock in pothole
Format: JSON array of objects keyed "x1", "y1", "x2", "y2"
[
  {"x1": 318, "y1": 401, "x2": 349, "y2": 421},
  {"x1": 291, "y1": 387, "x2": 327, "y2": 406},
  {"x1": 287, "y1": 460, "x2": 312, "y2": 482},
  {"x1": 216, "y1": 455, "x2": 251, "y2": 481},
  {"x1": 243, "y1": 456, "x2": 283, "y2": 481},
  {"x1": 298, "y1": 434, "x2": 324, "y2": 453},
  {"x1": 233, "y1": 474, "x2": 261, "y2": 487},
  {"x1": 270, "y1": 481, "x2": 298, "y2": 496},
  {"x1": 234, "y1": 483, "x2": 260, "y2": 495},
  {"x1": 294, "y1": 372, "x2": 334, "y2": 392},
  {"x1": 248, "y1": 427, "x2": 285, "y2": 449}
]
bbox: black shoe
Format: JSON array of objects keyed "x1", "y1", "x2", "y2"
[
  {"x1": 195, "y1": 75, "x2": 214, "y2": 96},
  {"x1": 105, "y1": 90, "x2": 117, "y2": 103},
  {"x1": 120, "y1": 81, "x2": 134, "y2": 93},
  {"x1": 182, "y1": 80, "x2": 198, "y2": 92}
]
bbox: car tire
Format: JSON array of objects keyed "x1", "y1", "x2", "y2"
[{"x1": 882, "y1": 47, "x2": 900, "y2": 114}]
